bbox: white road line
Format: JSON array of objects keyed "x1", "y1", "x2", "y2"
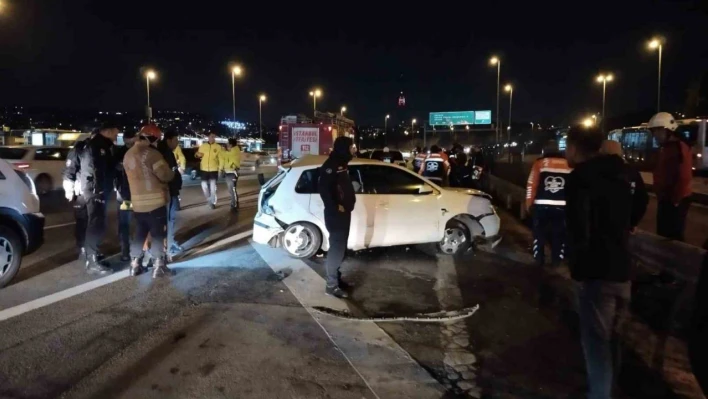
[
  {"x1": 44, "y1": 221, "x2": 75, "y2": 230},
  {"x1": 251, "y1": 242, "x2": 445, "y2": 398},
  {"x1": 190, "y1": 230, "x2": 253, "y2": 256},
  {"x1": 0, "y1": 270, "x2": 130, "y2": 321}
]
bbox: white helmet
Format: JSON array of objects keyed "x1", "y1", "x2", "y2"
[{"x1": 647, "y1": 112, "x2": 678, "y2": 131}]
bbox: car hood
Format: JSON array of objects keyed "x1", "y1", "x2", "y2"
[{"x1": 441, "y1": 187, "x2": 492, "y2": 200}]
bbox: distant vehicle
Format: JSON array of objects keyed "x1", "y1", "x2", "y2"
[
  {"x1": 0, "y1": 146, "x2": 71, "y2": 194},
  {"x1": 253, "y1": 155, "x2": 501, "y2": 258},
  {"x1": 368, "y1": 149, "x2": 407, "y2": 168},
  {"x1": 241, "y1": 150, "x2": 277, "y2": 169},
  {"x1": 0, "y1": 159, "x2": 44, "y2": 288}
]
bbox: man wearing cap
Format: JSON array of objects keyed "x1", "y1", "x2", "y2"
[
  {"x1": 114, "y1": 130, "x2": 138, "y2": 261},
  {"x1": 196, "y1": 132, "x2": 223, "y2": 209},
  {"x1": 63, "y1": 122, "x2": 119, "y2": 274},
  {"x1": 124, "y1": 125, "x2": 174, "y2": 278},
  {"x1": 647, "y1": 112, "x2": 692, "y2": 241}
]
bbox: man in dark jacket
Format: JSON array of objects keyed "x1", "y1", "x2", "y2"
[
  {"x1": 63, "y1": 122, "x2": 119, "y2": 274},
  {"x1": 158, "y1": 130, "x2": 184, "y2": 256},
  {"x1": 114, "y1": 130, "x2": 137, "y2": 261},
  {"x1": 565, "y1": 126, "x2": 647, "y2": 399},
  {"x1": 318, "y1": 136, "x2": 356, "y2": 298}
]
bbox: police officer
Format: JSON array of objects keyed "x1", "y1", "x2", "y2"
[
  {"x1": 124, "y1": 126, "x2": 174, "y2": 278},
  {"x1": 419, "y1": 145, "x2": 449, "y2": 185},
  {"x1": 318, "y1": 136, "x2": 356, "y2": 298},
  {"x1": 525, "y1": 140, "x2": 571, "y2": 267},
  {"x1": 114, "y1": 130, "x2": 137, "y2": 262},
  {"x1": 63, "y1": 122, "x2": 119, "y2": 274}
]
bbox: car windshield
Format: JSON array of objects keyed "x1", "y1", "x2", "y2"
[{"x1": 0, "y1": 148, "x2": 29, "y2": 160}]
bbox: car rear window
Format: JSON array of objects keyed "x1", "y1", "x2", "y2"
[
  {"x1": 0, "y1": 148, "x2": 28, "y2": 160},
  {"x1": 295, "y1": 168, "x2": 320, "y2": 194}
]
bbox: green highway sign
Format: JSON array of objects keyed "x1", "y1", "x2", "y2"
[{"x1": 429, "y1": 110, "x2": 492, "y2": 126}]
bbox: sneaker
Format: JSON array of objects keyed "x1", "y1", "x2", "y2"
[
  {"x1": 152, "y1": 258, "x2": 175, "y2": 278},
  {"x1": 129, "y1": 257, "x2": 146, "y2": 277},
  {"x1": 120, "y1": 251, "x2": 131, "y2": 262},
  {"x1": 325, "y1": 286, "x2": 349, "y2": 299},
  {"x1": 209, "y1": 203, "x2": 216, "y2": 210},
  {"x1": 86, "y1": 255, "x2": 112, "y2": 275},
  {"x1": 338, "y1": 280, "x2": 354, "y2": 290}
]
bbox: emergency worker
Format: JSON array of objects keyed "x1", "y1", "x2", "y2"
[
  {"x1": 419, "y1": 145, "x2": 449, "y2": 185},
  {"x1": 318, "y1": 136, "x2": 356, "y2": 299},
  {"x1": 196, "y1": 132, "x2": 222, "y2": 209},
  {"x1": 526, "y1": 140, "x2": 571, "y2": 267},
  {"x1": 648, "y1": 112, "x2": 692, "y2": 241},
  {"x1": 600, "y1": 140, "x2": 649, "y2": 233},
  {"x1": 413, "y1": 146, "x2": 428, "y2": 171},
  {"x1": 157, "y1": 129, "x2": 184, "y2": 255},
  {"x1": 114, "y1": 130, "x2": 138, "y2": 261},
  {"x1": 124, "y1": 126, "x2": 174, "y2": 278},
  {"x1": 219, "y1": 138, "x2": 242, "y2": 210},
  {"x1": 63, "y1": 122, "x2": 119, "y2": 274}
]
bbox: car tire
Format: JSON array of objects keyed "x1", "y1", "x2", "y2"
[
  {"x1": 0, "y1": 226, "x2": 23, "y2": 288},
  {"x1": 35, "y1": 174, "x2": 52, "y2": 195},
  {"x1": 438, "y1": 220, "x2": 471, "y2": 255},
  {"x1": 282, "y1": 222, "x2": 322, "y2": 259}
]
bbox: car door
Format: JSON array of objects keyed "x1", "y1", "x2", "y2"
[{"x1": 357, "y1": 164, "x2": 440, "y2": 247}]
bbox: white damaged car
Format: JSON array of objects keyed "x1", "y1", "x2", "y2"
[{"x1": 253, "y1": 155, "x2": 501, "y2": 258}]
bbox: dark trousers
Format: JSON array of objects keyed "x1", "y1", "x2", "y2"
[
  {"x1": 689, "y1": 250, "x2": 708, "y2": 396},
  {"x1": 130, "y1": 206, "x2": 167, "y2": 259},
  {"x1": 577, "y1": 280, "x2": 631, "y2": 399},
  {"x1": 532, "y1": 205, "x2": 566, "y2": 265},
  {"x1": 167, "y1": 196, "x2": 179, "y2": 248},
  {"x1": 225, "y1": 172, "x2": 239, "y2": 207},
  {"x1": 74, "y1": 196, "x2": 106, "y2": 256},
  {"x1": 324, "y1": 211, "x2": 351, "y2": 288},
  {"x1": 118, "y1": 201, "x2": 131, "y2": 256},
  {"x1": 657, "y1": 198, "x2": 690, "y2": 241}
]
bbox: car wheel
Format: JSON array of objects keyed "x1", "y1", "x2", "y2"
[
  {"x1": 190, "y1": 170, "x2": 198, "y2": 180},
  {"x1": 282, "y1": 222, "x2": 322, "y2": 259},
  {"x1": 0, "y1": 226, "x2": 23, "y2": 288},
  {"x1": 438, "y1": 220, "x2": 471, "y2": 255},
  {"x1": 35, "y1": 174, "x2": 52, "y2": 195}
]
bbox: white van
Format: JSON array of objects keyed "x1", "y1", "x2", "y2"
[{"x1": 0, "y1": 159, "x2": 45, "y2": 288}]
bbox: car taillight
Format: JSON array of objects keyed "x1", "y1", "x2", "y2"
[{"x1": 14, "y1": 162, "x2": 30, "y2": 169}]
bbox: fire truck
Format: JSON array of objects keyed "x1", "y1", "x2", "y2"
[{"x1": 278, "y1": 111, "x2": 355, "y2": 162}]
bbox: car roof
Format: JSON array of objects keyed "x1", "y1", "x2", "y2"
[{"x1": 290, "y1": 155, "x2": 386, "y2": 169}]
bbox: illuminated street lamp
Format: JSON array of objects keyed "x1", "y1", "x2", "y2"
[
  {"x1": 583, "y1": 117, "x2": 595, "y2": 128},
  {"x1": 648, "y1": 37, "x2": 663, "y2": 112},
  {"x1": 231, "y1": 65, "x2": 243, "y2": 126},
  {"x1": 384, "y1": 114, "x2": 390, "y2": 138},
  {"x1": 489, "y1": 56, "x2": 502, "y2": 145},
  {"x1": 309, "y1": 89, "x2": 322, "y2": 117},
  {"x1": 259, "y1": 94, "x2": 266, "y2": 140},
  {"x1": 341, "y1": 106, "x2": 347, "y2": 116},
  {"x1": 145, "y1": 70, "x2": 157, "y2": 122},
  {"x1": 412, "y1": 118, "x2": 417, "y2": 135},
  {"x1": 596, "y1": 73, "x2": 614, "y2": 132},
  {"x1": 504, "y1": 84, "x2": 513, "y2": 155}
]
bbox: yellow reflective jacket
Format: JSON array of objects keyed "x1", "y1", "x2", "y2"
[
  {"x1": 219, "y1": 147, "x2": 242, "y2": 173},
  {"x1": 197, "y1": 142, "x2": 222, "y2": 172},
  {"x1": 173, "y1": 145, "x2": 186, "y2": 170}
]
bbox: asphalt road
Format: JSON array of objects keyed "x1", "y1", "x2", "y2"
[{"x1": 0, "y1": 168, "x2": 704, "y2": 398}]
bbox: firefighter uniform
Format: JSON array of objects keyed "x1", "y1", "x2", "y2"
[
  {"x1": 526, "y1": 155, "x2": 572, "y2": 266},
  {"x1": 419, "y1": 152, "x2": 449, "y2": 185},
  {"x1": 413, "y1": 150, "x2": 427, "y2": 172}
]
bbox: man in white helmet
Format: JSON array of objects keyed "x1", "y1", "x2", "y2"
[{"x1": 647, "y1": 112, "x2": 692, "y2": 241}]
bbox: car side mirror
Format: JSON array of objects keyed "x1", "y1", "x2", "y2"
[{"x1": 418, "y1": 185, "x2": 434, "y2": 195}]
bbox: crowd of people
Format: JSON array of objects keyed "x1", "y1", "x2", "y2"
[{"x1": 62, "y1": 123, "x2": 242, "y2": 278}]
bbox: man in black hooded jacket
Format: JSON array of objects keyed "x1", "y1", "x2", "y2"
[{"x1": 318, "y1": 136, "x2": 356, "y2": 298}]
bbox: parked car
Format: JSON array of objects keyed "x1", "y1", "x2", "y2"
[
  {"x1": 0, "y1": 159, "x2": 44, "y2": 288},
  {"x1": 253, "y1": 155, "x2": 501, "y2": 258},
  {"x1": 368, "y1": 149, "x2": 407, "y2": 168},
  {"x1": 0, "y1": 146, "x2": 71, "y2": 194}
]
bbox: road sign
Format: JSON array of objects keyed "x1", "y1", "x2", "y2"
[
  {"x1": 474, "y1": 110, "x2": 492, "y2": 124},
  {"x1": 429, "y1": 110, "x2": 492, "y2": 126}
]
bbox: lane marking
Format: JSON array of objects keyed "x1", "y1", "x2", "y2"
[
  {"x1": 251, "y1": 242, "x2": 445, "y2": 398},
  {"x1": 190, "y1": 230, "x2": 253, "y2": 256},
  {"x1": 44, "y1": 221, "x2": 75, "y2": 230}
]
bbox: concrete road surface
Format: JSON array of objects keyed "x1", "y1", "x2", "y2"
[{"x1": 0, "y1": 168, "x2": 704, "y2": 398}]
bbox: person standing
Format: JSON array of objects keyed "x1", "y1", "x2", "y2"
[
  {"x1": 114, "y1": 130, "x2": 138, "y2": 262},
  {"x1": 647, "y1": 112, "x2": 692, "y2": 241},
  {"x1": 63, "y1": 122, "x2": 119, "y2": 274},
  {"x1": 418, "y1": 145, "x2": 449, "y2": 185},
  {"x1": 195, "y1": 132, "x2": 222, "y2": 209},
  {"x1": 600, "y1": 140, "x2": 649, "y2": 234},
  {"x1": 124, "y1": 127, "x2": 174, "y2": 278},
  {"x1": 157, "y1": 129, "x2": 184, "y2": 256},
  {"x1": 318, "y1": 136, "x2": 356, "y2": 299},
  {"x1": 413, "y1": 146, "x2": 427, "y2": 172},
  {"x1": 565, "y1": 125, "x2": 647, "y2": 399},
  {"x1": 219, "y1": 138, "x2": 242, "y2": 210},
  {"x1": 525, "y1": 140, "x2": 572, "y2": 267}
]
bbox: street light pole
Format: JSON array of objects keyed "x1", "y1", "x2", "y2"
[
  {"x1": 412, "y1": 118, "x2": 416, "y2": 136},
  {"x1": 649, "y1": 38, "x2": 663, "y2": 112},
  {"x1": 596, "y1": 73, "x2": 613, "y2": 133},
  {"x1": 309, "y1": 89, "x2": 321, "y2": 119},
  {"x1": 505, "y1": 84, "x2": 513, "y2": 161},
  {"x1": 231, "y1": 65, "x2": 242, "y2": 133},
  {"x1": 490, "y1": 56, "x2": 501, "y2": 145},
  {"x1": 145, "y1": 70, "x2": 156, "y2": 122},
  {"x1": 259, "y1": 94, "x2": 266, "y2": 140}
]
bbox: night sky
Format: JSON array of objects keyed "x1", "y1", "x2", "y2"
[{"x1": 0, "y1": 0, "x2": 706, "y2": 126}]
